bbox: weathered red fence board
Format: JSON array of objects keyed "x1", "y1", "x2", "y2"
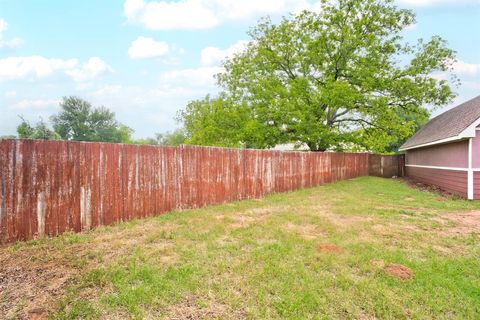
[{"x1": 0, "y1": 139, "x2": 403, "y2": 243}]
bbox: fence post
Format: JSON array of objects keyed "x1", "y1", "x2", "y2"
[{"x1": 0, "y1": 139, "x2": 408, "y2": 243}]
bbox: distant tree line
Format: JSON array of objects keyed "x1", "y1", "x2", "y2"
[{"x1": 13, "y1": 96, "x2": 186, "y2": 146}]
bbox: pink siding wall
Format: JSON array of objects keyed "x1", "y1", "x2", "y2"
[
  {"x1": 406, "y1": 126, "x2": 480, "y2": 199},
  {"x1": 472, "y1": 128, "x2": 480, "y2": 168},
  {"x1": 474, "y1": 172, "x2": 480, "y2": 199},
  {"x1": 473, "y1": 127, "x2": 480, "y2": 199},
  {"x1": 405, "y1": 140, "x2": 469, "y2": 198},
  {"x1": 405, "y1": 140, "x2": 468, "y2": 167},
  {"x1": 406, "y1": 166, "x2": 467, "y2": 198}
]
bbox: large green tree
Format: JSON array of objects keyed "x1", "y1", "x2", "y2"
[
  {"x1": 17, "y1": 117, "x2": 60, "y2": 140},
  {"x1": 178, "y1": 94, "x2": 261, "y2": 148},
  {"x1": 51, "y1": 96, "x2": 133, "y2": 143},
  {"x1": 179, "y1": 0, "x2": 457, "y2": 152}
]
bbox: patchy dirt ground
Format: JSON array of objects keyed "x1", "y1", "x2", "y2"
[
  {"x1": 0, "y1": 248, "x2": 75, "y2": 319},
  {"x1": 317, "y1": 243, "x2": 343, "y2": 254},
  {"x1": 384, "y1": 264, "x2": 414, "y2": 281},
  {"x1": 284, "y1": 222, "x2": 325, "y2": 240},
  {"x1": 1, "y1": 177, "x2": 480, "y2": 319},
  {"x1": 370, "y1": 259, "x2": 413, "y2": 281},
  {"x1": 437, "y1": 211, "x2": 480, "y2": 236},
  {"x1": 0, "y1": 219, "x2": 181, "y2": 319},
  {"x1": 401, "y1": 178, "x2": 457, "y2": 199},
  {"x1": 165, "y1": 296, "x2": 246, "y2": 320}
]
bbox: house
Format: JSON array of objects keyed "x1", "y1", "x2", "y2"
[{"x1": 399, "y1": 96, "x2": 480, "y2": 199}]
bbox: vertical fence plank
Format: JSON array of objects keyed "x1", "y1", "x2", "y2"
[
  {"x1": 0, "y1": 139, "x2": 403, "y2": 243},
  {"x1": 18, "y1": 140, "x2": 33, "y2": 241},
  {"x1": 0, "y1": 140, "x2": 7, "y2": 243}
]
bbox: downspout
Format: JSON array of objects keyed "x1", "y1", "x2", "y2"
[{"x1": 468, "y1": 138, "x2": 474, "y2": 200}]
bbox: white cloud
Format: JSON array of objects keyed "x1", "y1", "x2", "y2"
[
  {"x1": 9, "y1": 99, "x2": 60, "y2": 110},
  {"x1": 1, "y1": 37, "x2": 23, "y2": 49},
  {"x1": 92, "y1": 85, "x2": 123, "y2": 96},
  {"x1": 0, "y1": 19, "x2": 7, "y2": 33},
  {"x1": 0, "y1": 56, "x2": 78, "y2": 80},
  {"x1": 0, "y1": 18, "x2": 24, "y2": 49},
  {"x1": 452, "y1": 60, "x2": 480, "y2": 76},
  {"x1": 160, "y1": 66, "x2": 222, "y2": 88},
  {"x1": 4, "y1": 90, "x2": 17, "y2": 97},
  {"x1": 65, "y1": 57, "x2": 113, "y2": 82},
  {"x1": 0, "y1": 56, "x2": 112, "y2": 82},
  {"x1": 201, "y1": 40, "x2": 249, "y2": 66},
  {"x1": 128, "y1": 36, "x2": 170, "y2": 59},
  {"x1": 124, "y1": 0, "x2": 219, "y2": 30},
  {"x1": 124, "y1": 0, "x2": 316, "y2": 30}
]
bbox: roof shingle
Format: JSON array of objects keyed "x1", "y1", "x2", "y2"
[{"x1": 400, "y1": 95, "x2": 480, "y2": 150}]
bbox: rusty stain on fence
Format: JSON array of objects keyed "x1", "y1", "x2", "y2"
[{"x1": 0, "y1": 139, "x2": 403, "y2": 243}]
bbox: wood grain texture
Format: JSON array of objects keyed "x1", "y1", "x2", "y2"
[{"x1": 0, "y1": 139, "x2": 402, "y2": 243}]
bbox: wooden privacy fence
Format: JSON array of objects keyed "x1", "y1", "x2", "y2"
[
  {"x1": 369, "y1": 154, "x2": 405, "y2": 178},
  {"x1": 0, "y1": 139, "x2": 403, "y2": 243}
]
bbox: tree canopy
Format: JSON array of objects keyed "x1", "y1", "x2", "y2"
[
  {"x1": 51, "y1": 96, "x2": 133, "y2": 143},
  {"x1": 134, "y1": 129, "x2": 187, "y2": 146},
  {"x1": 178, "y1": 0, "x2": 457, "y2": 152},
  {"x1": 155, "y1": 129, "x2": 187, "y2": 146},
  {"x1": 17, "y1": 117, "x2": 60, "y2": 140},
  {"x1": 16, "y1": 96, "x2": 133, "y2": 143},
  {"x1": 15, "y1": 96, "x2": 185, "y2": 146}
]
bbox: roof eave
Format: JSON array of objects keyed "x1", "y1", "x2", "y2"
[
  {"x1": 399, "y1": 117, "x2": 480, "y2": 151},
  {"x1": 399, "y1": 135, "x2": 464, "y2": 151}
]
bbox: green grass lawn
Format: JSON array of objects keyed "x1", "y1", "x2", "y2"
[{"x1": 2, "y1": 177, "x2": 480, "y2": 319}]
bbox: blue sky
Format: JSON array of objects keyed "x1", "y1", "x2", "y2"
[{"x1": 0, "y1": 0, "x2": 479, "y2": 138}]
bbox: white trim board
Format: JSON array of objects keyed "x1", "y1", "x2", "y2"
[
  {"x1": 399, "y1": 136, "x2": 468, "y2": 151},
  {"x1": 468, "y1": 138, "x2": 474, "y2": 199},
  {"x1": 405, "y1": 164, "x2": 467, "y2": 171},
  {"x1": 404, "y1": 164, "x2": 480, "y2": 172}
]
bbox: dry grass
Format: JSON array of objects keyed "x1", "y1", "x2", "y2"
[{"x1": 1, "y1": 177, "x2": 480, "y2": 319}]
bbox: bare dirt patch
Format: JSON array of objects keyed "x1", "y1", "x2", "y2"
[
  {"x1": 227, "y1": 207, "x2": 278, "y2": 229},
  {"x1": 89, "y1": 221, "x2": 179, "y2": 263},
  {"x1": 165, "y1": 295, "x2": 246, "y2": 320},
  {"x1": 284, "y1": 223, "x2": 325, "y2": 240},
  {"x1": 214, "y1": 214, "x2": 226, "y2": 221},
  {"x1": 228, "y1": 216, "x2": 258, "y2": 229},
  {"x1": 371, "y1": 259, "x2": 385, "y2": 269},
  {"x1": 248, "y1": 207, "x2": 273, "y2": 216},
  {"x1": 0, "y1": 219, "x2": 182, "y2": 319},
  {"x1": 0, "y1": 257, "x2": 74, "y2": 319},
  {"x1": 432, "y1": 244, "x2": 464, "y2": 255},
  {"x1": 401, "y1": 178, "x2": 458, "y2": 198},
  {"x1": 317, "y1": 243, "x2": 343, "y2": 254},
  {"x1": 384, "y1": 263, "x2": 413, "y2": 281},
  {"x1": 371, "y1": 259, "x2": 413, "y2": 281},
  {"x1": 436, "y1": 211, "x2": 480, "y2": 236},
  {"x1": 216, "y1": 235, "x2": 238, "y2": 247},
  {"x1": 317, "y1": 210, "x2": 373, "y2": 228},
  {"x1": 28, "y1": 307, "x2": 49, "y2": 320}
]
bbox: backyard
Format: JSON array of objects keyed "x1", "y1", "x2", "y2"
[{"x1": 1, "y1": 176, "x2": 480, "y2": 319}]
